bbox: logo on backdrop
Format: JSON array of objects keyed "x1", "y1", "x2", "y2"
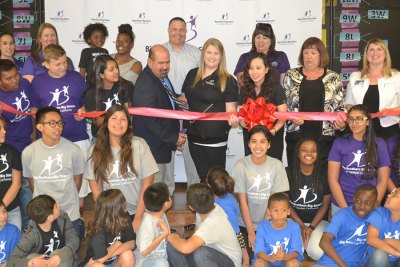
[
  {"x1": 256, "y1": 11, "x2": 276, "y2": 24},
  {"x1": 298, "y1": 9, "x2": 317, "y2": 22},
  {"x1": 72, "y1": 32, "x2": 85, "y2": 44},
  {"x1": 91, "y1": 10, "x2": 110, "y2": 23},
  {"x1": 49, "y1": 10, "x2": 70, "y2": 22},
  {"x1": 236, "y1": 34, "x2": 251, "y2": 47},
  {"x1": 277, "y1": 33, "x2": 297, "y2": 46},
  {"x1": 132, "y1": 11, "x2": 151, "y2": 24},
  {"x1": 214, "y1": 13, "x2": 234, "y2": 25},
  {"x1": 186, "y1": 15, "x2": 198, "y2": 42}
]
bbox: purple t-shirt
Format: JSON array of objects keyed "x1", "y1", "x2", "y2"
[
  {"x1": 328, "y1": 135, "x2": 390, "y2": 205},
  {"x1": 234, "y1": 50, "x2": 290, "y2": 84},
  {"x1": 21, "y1": 51, "x2": 75, "y2": 77},
  {"x1": 13, "y1": 57, "x2": 24, "y2": 74},
  {"x1": 31, "y1": 70, "x2": 88, "y2": 142},
  {"x1": 386, "y1": 134, "x2": 400, "y2": 187},
  {"x1": 0, "y1": 76, "x2": 33, "y2": 152}
]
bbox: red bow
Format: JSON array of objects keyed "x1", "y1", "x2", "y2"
[{"x1": 238, "y1": 97, "x2": 277, "y2": 131}]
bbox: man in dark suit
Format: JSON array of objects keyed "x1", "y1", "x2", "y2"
[{"x1": 132, "y1": 44, "x2": 186, "y2": 194}]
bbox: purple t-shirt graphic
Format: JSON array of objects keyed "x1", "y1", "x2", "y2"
[
  {"x1": 0, "y1": 76, "x2": 33, "y2": 152},
  {"x1": 31, "y1": 70, "x2": 88, "y2": 142},
  {"x1": 328, "y1": 135, "x2": 390, "y2": 205}
]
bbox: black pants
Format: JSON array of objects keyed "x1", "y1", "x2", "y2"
[
  {"x1": 243, "y1": 127, "x2": 284, "y2": 160},
  {"x1": 188, "y1": 141, "x2": 227, "y2": 183}
]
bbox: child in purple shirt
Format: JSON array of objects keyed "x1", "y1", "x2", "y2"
[
  {"x1": 328, "y1": 105, "x2": 390, "y2": 215},
  {"x1": 30, "y1": 44, "x2": 88, "y2": 144}
]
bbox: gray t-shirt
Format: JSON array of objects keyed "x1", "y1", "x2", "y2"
[
  {"x1": 232, "y1": 155, "x2": 289, "y2": 230},
  {"x1": 22, "y1": 137, "x2": 84, "y2": 221},
  {"x1": 85, "y1": 137, "x2": 159, "y2": 215},
  {"x1": 136, "y1": 212, "x2": 169, "y2": 262},
  {"x1": 194, "y1": 204, "x2": 242, "y2": 267}
]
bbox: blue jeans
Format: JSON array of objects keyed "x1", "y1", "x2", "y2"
[
  {"x1": 72, "y1": 218, "x2": 85, "y2": 241},
  {"x1": 167, "y1": 242, "x2": 235, "y2": 267},
  {"x1": 366, "y1": 249, "x2": 400, "y2": 267},
  {"x1": 20, "y1": 177, "x2": 33, "y2": 230}
]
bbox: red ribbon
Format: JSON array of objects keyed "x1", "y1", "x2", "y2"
[
  {"x1": 0, "y1": 101, "x2": 398, "y2": 123},
  {"x1": 238, "y1": 97, "x2": 276, "y2": 131}
]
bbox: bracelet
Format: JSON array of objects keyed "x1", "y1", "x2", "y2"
[{"x1": 309, "y1": 225, "x2": 315, "y2": 230}]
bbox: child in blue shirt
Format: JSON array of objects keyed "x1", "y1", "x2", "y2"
[
  {"x1": 315, "y1": 183, "x2": 378, "y2": 267},
  {"x1": 253, "y1": 193, "x2": 303, "y2": 267},
  {"x1": 364, "y1": 187, "x2": 400, "y2": 266},
  {"x1": 0, "y1": 200, "x2": 21, "y2": 265},
  {"x1": 207, "y1": 166, "x2": 249, "y2": 266}
]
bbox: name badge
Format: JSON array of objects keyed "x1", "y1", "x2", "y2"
[{"x1": 354, "y1": 80, "x2": 364, "y2": 86}]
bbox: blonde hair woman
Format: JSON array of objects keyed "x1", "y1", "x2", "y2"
[
  {"x1": 346, "y1": 38, "x2": 400, "y2": 140},
  {"x1": 181, "y1": 38, "x2": 238, "y2": 183}
]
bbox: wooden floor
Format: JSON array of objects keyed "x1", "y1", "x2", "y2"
[{"x1": 81, "y1": 183, "x2": 315, "y2": 266}]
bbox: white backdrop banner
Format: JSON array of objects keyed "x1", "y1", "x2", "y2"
[{"x1": 45, "y1": 0, "x2": 322, "y2": 181}]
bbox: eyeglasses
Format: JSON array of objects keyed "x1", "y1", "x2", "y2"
[
  {"x1": 41, "y1": 121, "x2": 65, "y2": 128},
  {"x1": 346, "y1": 117, "x2": 368, "y2": 124}
]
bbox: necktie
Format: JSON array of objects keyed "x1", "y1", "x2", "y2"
[{"x1": 161, "y1": 78, "x2": 188, "y2": 111}]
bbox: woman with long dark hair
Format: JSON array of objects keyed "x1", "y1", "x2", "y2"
[
  {"x1": 0, "y1": 33, "x2": 24, "y2": 73},
  {"x1": 239, "y1": 52, "x2": 287, "y2": 160},
  {"x1": 84, "y1": 54, "x2": 133, "y2": 138},
  {"x1": 85, "y1": 105, "x2": 158, "y2": 232},
  {"x1": 83, "y1": 189, "x2": 135, "y2": 266},
  {"x1": 328, "y1": 104, "x2": 390, "y2": 215},
  {"x1": 288, "y1": 139, "x2": 330, "y2": 261},
  {"x1": 232, "y1": 125, "x2": 289, "y2": 261}
]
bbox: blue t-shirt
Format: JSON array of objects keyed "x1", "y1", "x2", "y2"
[
  {"x1": 31, "y1": 70, "x2": 88, "y2": 142},
  {"x1": 328, "y1": 135, "x2": 390, "y2": 206},
  {"x1": 0, "y1": 223, "x2": 21, "y2": 264},
  {"x1": 317, "y1": 207, "x2": 370, "y2": 267},
  {"x1": 365, "y1": 207, "x2": 400, "y2": 263},
  {"x1": 0, "y1": 76, "x2": 32, "y2": 152},
  {"x1": 253, "y1": 219, "x2": 303, "y2": 266},
  {"x1": 215, "y1": 193, "x2": 240, "y2": 233}
]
